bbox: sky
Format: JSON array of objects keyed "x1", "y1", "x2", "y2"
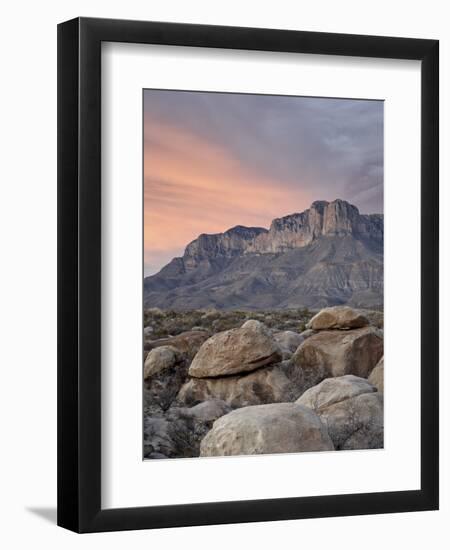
[{"x1": 144, "y1": 90, "x2": 383, "y2": 276}]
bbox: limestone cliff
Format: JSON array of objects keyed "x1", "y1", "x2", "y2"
[{"x1": 144, "y1": 199, "x2": 383, "y2": 310}]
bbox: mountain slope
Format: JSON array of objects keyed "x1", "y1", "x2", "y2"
[{"x1": 144, "y1": 199, "x2": 383, "y2": 310}]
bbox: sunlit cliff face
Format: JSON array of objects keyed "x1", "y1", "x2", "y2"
[{"x1": 144, "y1": 90, "x2": 383, "y2": 276}]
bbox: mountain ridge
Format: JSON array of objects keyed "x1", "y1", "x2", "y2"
[{"x1": 144, "y1": 199, "x2": 383, "y2": 310}]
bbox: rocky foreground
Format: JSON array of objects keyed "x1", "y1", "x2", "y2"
[{"x1": 143, "y1": 306, "x2": 384, "y2": 459}]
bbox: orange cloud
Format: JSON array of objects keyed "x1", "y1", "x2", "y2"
[{"x1": 144, "y1": 121, "x2": 314, "y2": 275}]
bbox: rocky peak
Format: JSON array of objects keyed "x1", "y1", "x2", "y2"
[
  {"x1": 180, "y1": 199, "x2": 382, "y2": 268},
  {"x1": 183, "y1": 225, "x2": 268, "y2": 267},
  {"x1": 322, "y1": 199, "x2": 360, "y2": 236}
]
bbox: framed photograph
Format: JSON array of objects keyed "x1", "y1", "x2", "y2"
[{"x1": 57, "y1": 17, "x2": 439, "y2": 533}]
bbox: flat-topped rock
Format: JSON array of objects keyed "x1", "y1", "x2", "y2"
[
  {"x1": 307, "y1": 306, "x2": 369, "y2": 330},
  {"x1": 188, "y1": 320, "x2": 281, "y2": 378}
]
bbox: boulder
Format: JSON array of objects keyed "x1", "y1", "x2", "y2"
[
  {"x1": 144, "y1": 330, "x2": 210, "y2": 359},
  {"x1": 177, "y1": 362, "x2": 304, "y2": 409},
  {"x1": 317, "y1": 393, "x2": 384, "y2": 450},
  {"x1": 273, "y1": 330, "x2": 305, "y2": 359},
  {"x1": 297, "y1": 375, "x2": 375, "y2": 411},
  {"x1": 292, "y1": 326, "x2": 383, "y2": 379},
  {"x1": 368, "y1": 357, "x2": 384, "y2": 393},
  {"x1": 307, "y1": 306, "x2": 369, "y2": 330},
  {"x1": 200, "y1": 403, "x2": 334, "y2": 457},
  {"x1": 188, "y1": 320, "x2": 281, "y2": 378},
  {"x1": 144, "y1": 345, "x2": 180, "y2": 379}
]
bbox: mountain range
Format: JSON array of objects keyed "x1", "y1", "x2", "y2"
[{"x1": 144, "y1": 199, "x2": 383, "y2": 310}]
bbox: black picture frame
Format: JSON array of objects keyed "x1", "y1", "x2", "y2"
[{"x1": 57, "y1": 17, "x2": 439, "y2": 533}]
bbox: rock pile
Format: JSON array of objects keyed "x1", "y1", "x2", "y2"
[{"x1": 143, "y1": 305, "x2": 384, "y2": 459}]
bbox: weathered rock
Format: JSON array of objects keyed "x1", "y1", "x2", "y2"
[
  {"x1": 292, "y1": 326, "x2": 383, "y2": 379},
  {"x1": 177, "y1": 362, "x2": 304, "y2": 409},
  {"x1": 188, "y1": 320, "x2": 281, "y2": 378},
  {"x1": 317, "y1": 393, "x2": 384, "y2": 450},
  {"x1": 200, "y1": 403, "x2": 334, "y2": 457},
  {"x1": 369, "y1": 357, "x2": 384, "y2": 393},
  {"x1": 144, "y1": 345, "x2": 180, "y2": 379},
  {"x1": 297, "y1": 375, "x2": 375, "y2": 411},
  {"x1": 144, "y1": 330, "x2": 210, "y2": 359},
  {"x1": 144, "y1": 400, "x2": 231, "y2": 459},
  {"x1": 273, "y1": 330, "x2": 305, "y2": 359},
  {"x1": 307, "y1": 306, "x2": 369, "y2": 330}
]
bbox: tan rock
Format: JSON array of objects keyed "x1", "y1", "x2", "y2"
[
  {"x1": 307, "y1": 306, "x2": 369, "y2": 330},
  {"x1": 177, "y1": 362, "x2": 303, "y2": 409},
  {"x1": 188, "y1": 320, "x2": 281, "y2": 378},
  {"x1": 297, "y1": 375, "x2": 375, "y2": 411},
  {"x1": 144, "y1": 345, "x2": 180, "y2": 379},
  {"x1": 368, "y1": 357, "x2": 384, "y2": 393},
  {"x1": 200, "y1": 403, "x2": 334, "y2": 457},
  {"x1": 292, "y1": 326, "x2": 383, "y2": 379}
]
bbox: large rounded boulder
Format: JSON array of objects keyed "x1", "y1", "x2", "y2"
[
  {"x1": 297, "y1": 375, "x2": 375, "y2": 411},
  {"x1": 292, "y1": 326, "x2": 383, "y2": 379},
  {"x1": 200, "y1": 403, "x2": 334, "y2": 457},
  {"x1": 297, "y1": 378, "x2": 383, "y2": 450},
  {"x1": 188, "y1": 320, "x2": 281, "y2": 378}
]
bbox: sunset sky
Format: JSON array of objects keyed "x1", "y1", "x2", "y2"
[{"x1": 144, "y1": 90, "x2": 383, "y2": 276}]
